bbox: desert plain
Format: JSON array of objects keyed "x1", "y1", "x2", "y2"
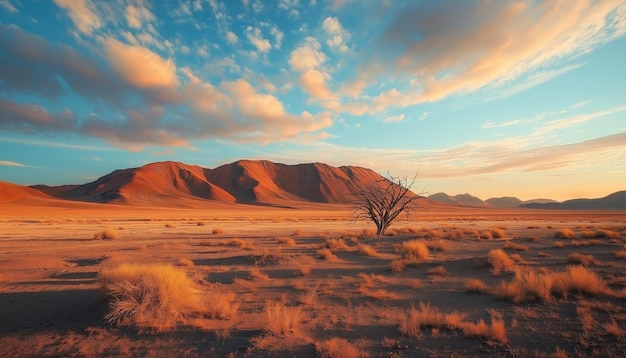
[{"x1": 1, "y1": 198, "x2": 626, "y2": 357}]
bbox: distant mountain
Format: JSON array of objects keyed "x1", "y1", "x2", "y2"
[
  {"x1": 520, "y1": 191, "x2": 626, "y2": 210},
  {"x1": 0, "y1": 181, "x2": 53, "y2": 203},
  {"x1": 485, "y1": 196, "x2": 523, "y2": 208},
  {"x1": 31, "y1": 160, "x2": 420, "y2": 207},
  {"x1": 428, "y1": 193, "x2": 488, "y2": 207}
]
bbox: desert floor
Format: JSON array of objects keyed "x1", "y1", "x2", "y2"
[{"x1": 1, "y1": 203, "x2": 625, "y2": 357}]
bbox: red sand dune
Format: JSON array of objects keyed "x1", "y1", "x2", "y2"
[{"x1": 0, "y1": 181, "x2": 54, "y2": 203}]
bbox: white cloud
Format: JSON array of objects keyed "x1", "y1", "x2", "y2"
[
  {"x1": 226, "y1": 31, "x2": 239, "y2": 44},
  {"x1": 0, "y1": 0, "x2": 17, "y2": 12},
  {"x1": 322, "y1": 16, "x2": 350, "y2": 53},
  {"x1": 53, "y1": 0, "x2": 101, "y2": 35},
  {"x1": 0, "y1": 160, "x2": 26, "y2": 167},
  {"x1": 289, "y1": 37, "x2": 327, "y2": 72},
  {"x1": 245, "y1": 26, "x2": 271, "y2": 53}
]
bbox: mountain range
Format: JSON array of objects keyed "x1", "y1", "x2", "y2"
[{"x1": 1, "y1": 160, "x2": 624, "y2": 210}]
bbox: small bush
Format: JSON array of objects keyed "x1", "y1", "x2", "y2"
[
  {"x1": 357, "y1": 244, "x2": 379, "y2": 257},
  {"x1": 398, "y1": 240, "x2": 429, "y2": 260},
  {"x1": 325, "y1": 238, "x2": 349, "y2": 251},
  {"x1": 487, "y1": 249, "x2": 515, "y2": 275},
  {"x1": 554, "y1": 228, "x2": 575, "y2": 239},
  {"x1": 465, "y1": 278, "x2": 489, "y2": 293},
  {"x1": 264, "y1": 301, "x2": 302, "y2": 335},
  {"x1": 595, "y1": 229, "x2": 621, "y2": 239},
  {"x1": 94, "y1": 228, "x2": 118, "y2": 240},
  {"x1": 615, "y1": 250, "x2": 626, "y2": 259},
  {"x1": 277, "y1": 236, "x2": 296, "y2": 246},
  {"x1": 196, "y1": 221, "x2": 205, "y2": 226},
  {"x1": 212, "y1": 227, "x2": 224, "y2": 234},
  {"x1": 489, "y1": 227, "x2": 506, "y2": 239},
  {"x1": 389, "y1": 259, "x2": 407, "y2": 273},
  {"x1": 554, "y1": 241, "x2": 565, "y2": 248},
  {"x1": 177, "y1": 258, "x2": 194, "y2": 267},
  {"x1": 249, "y1": 268, "x2": 269, "y2": 281},
  {"x1": 604, "y1": 319, "x2": 625, "y2": 337},
  {"x1": 427, "y1": 266, "x2": 448, "y2": 276},
  {"x1": 164, "y1": 223, "x2": 175, "y2": 228},
  {"x1": 479, "y1": 231, "x2": 493, "y2": 240},
  {"x1": 568, "y1": 252, "x2": 598, "y2": 266},
  {"x1": 315, "y1": 337, "x2": 364, "y2": 358},
  {"x1": 425, "y1": 240, "x2": 450, "y2": 252},
  {"x1": 317, "y1": 248, "x2": 338, "y2": 260},
  {"x1": 503, "y1": 241, "x2": 529, "y2": 252}
]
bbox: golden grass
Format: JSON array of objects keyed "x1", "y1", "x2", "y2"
[
  {"x1": 604, "y1": 319, "x2": 625, "y2": 337},
  {"x1": 554, "y1": 228, "x2": 575, "y2": 239},
  {"x1": 356, "y1": 244, "x2": 379, "y2": 257},
  {"x1": 196, "y1": 221, "x2": 205, "y2": 226},
  {"x1": 554, "y1": 241, "x2": 565, "y2": 248},
  {"x1": 465, "y1": 278, "x2": 489, "y2": 293},
  {"x1": 358, "y1": 286, "x2": 401, "y2": 300},
  {"x1": 503, "y1": 241, "x2": 529, "y2": 252},
  {"x1": 427, "y1": 265, "x2": 448, "y2": 276},
  {"x1": 325, "y1": 238, "x2": 350, "y2": 251},
  {"x1": 614, "y1": 250, "x2": 626, "y2": 259},
  {"x1": 276, "y1": 236, "x2": 296, "y2": 246},
  {"x1": 568, "y1": 252, "x2": 599, "y2": 266},
  {"x1": 100, "y1": 264, "x2": 211, "y2": 331},
  {"x1": 177, "y1": 258, "x2": 194, "y2": 267},
  {"x1": 495, "y1": 266, "x2": 607, "y2": 303},
  {"x1": 487, "y1": 249, "x2": 515, "y2": 276},
  {"x1": 212, "y1": 227, "x2": 224, "y2": 234},
  {"x1": 398, "y1": 240, "x2": 429, "y2": 260},
  {"x1": 389, "y1": 259, "x2": 406, "y2": 273},
  {"x1": 317, "y1": 248, "x2": 338, "y2": 260},
  {"x1": 229, "y1": 238, "x2": 254, "y2": 250},
  {"x1": 398, "y1": 302, "x2": 507, "y2": 343},
  {"x1": 315, "y1": 337, "x2": 365, "y2": 358},
  {"x1": 264, "y1": 301, "x2": 302, "y2": 335},
  {"x1": 94, "y1": 228, "x2": 118, "y2": 240},
  {"x1": 249, "y1": 267, "x2": 270, "y2": 281},
  {"x1": 479, "y1": 231, "x2": 493, "y2": 240},
  {"x1": 488, "y1": 227, "x2": 506, "y2": 239},
  {"x1": 425, "y1": 240, "x2": 450, "y2": 252}
]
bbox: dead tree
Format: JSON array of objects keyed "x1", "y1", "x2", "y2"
[{"x1": 352, "y1": 173, "x2": 423, "y2": 235}]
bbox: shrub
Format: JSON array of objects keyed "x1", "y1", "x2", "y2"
[
  {"x1": 615, "y1": 250, "x2": 626, "y2": 259},
  {"x1": 489, "y1": 227, "x2": 506, "y2": 239},
  {"x1": 398, "y1": 240, "x2": 429, "y2": 260},
  {"x1": 568, "y1": 252, "x2": 598, "y2": 266},
  {"x1": 425, "y1": 240, "x2": 450, "y2": 252},
  {"x1": 325, "y1": 238, "x2": 349, "y2": 251},
  {"x1": 487, "y1": 249, "x2": 515, "y2": 275},
  {"x1": 100, "y1": 264, "x2": 207, "y2": 331},
  {"x1": 315, "y1": 337, "x2": 364, "y2": 358},
  {"x1": 389, "y1": 259, "x2": 407, "y2": 273},
  {"x1": 503, "y1": 241, "x2": 529, "y2": 252},
  {"x1": 196, "y1": 221, "x2": 205, "y2": 226},
  {"x1": 277, "y1": 236, "x2": 296, "y2": 246},
  {"x1": 427, "y1": 266, "x2": 448, "y2": 276},
  {"x1": 264, "y1": 301, "x2": 302, "y2": 335},
  {"x1": 94, "y1": 228, "x2": 118, "y2": 240},
  {"x1": 604, "y1": 319, "x2": 625, "y2": 337},
  {"x1": 357, "y1": 244, "x2": 379, "y2": 257},
  {"x1": 177, "y1": 258, "x2": 194, "y2": 267},
  {"x1": 212, "y1": 227, "x2": 224, "y2": 234},
  {"x1": 249, "y1": 268, "x2": 270, "y2": 281},
  {"x1": 479, "y1": 231, "x2": 493, "y2": 240},
  {"x1": 465, "y1": 278, "x2": 489, "y2": 293},
  {"x1": 595, "y1": 229, "x2": 621, "y2": 239},
  {"x1": 317, "y1": 248, "x2": 338, "y2": 260},
  {"x1": 554, "y1": 228, "x2": 575, "y2": 239},
  {"x1": 554, "y1": 241, "x2": 565, "y2": 248}
]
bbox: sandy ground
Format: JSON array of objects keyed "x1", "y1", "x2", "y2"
[{"x1": 1, "y1": 203, "x2": 625, "y2": 357}]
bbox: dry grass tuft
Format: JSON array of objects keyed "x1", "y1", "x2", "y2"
[
  {"x1": 277, "y1": 236, "x2": 296, "y2": 246},
  {"x1": 614, "y1": 250, "x2": 626, "y2": 259},
  {"x1": 389, "y1": 259, "x2": 407, "y2": 273},
  {"x1": 249, "y1": 267, "x2": 270, "y2": 281},
  {"x1": 398, "y1": 240, "x2": 429, "y2": 260},
  {"x1": 554, "y1": 241, "x2": 565, "y2": 248},
  {"x1": 212, "y1": 227, "x2": 224, "y2": 234},
  {"x1": 196, "y1": 221, "x2": 205, "y2": 226},
  {"x1": 164, "y1": 223, "x2": 176, "y2": 228},
  {"x1": 568, "y1": 252, "x2": 599, "y2": 266},
  {"x1": 554, "y1": 228, "x2": 575, "y2": 239},
  {"x1": 94, "y1": 228, "x2": 118, "y2": 240},
  {"x1": 489, "y1": 227, "x2": 506, "y2": 239},
  {"x1": 325, "y1": 238, "x2": 350, "y2": 251},
  {"x1": 595, "y1": 229, "x2": 621, "y2": 239},
  {"x1": 503, "y1": 241, "x2": 529, "y2": 252},
  {"x1": 465, "y1": 278, "x2": 489, "y2": 293},
  {"x1": 427, "y1": 265, "x2": 448, "y2": 276},
  {"x1": 315, "y1": 337, "x2": 366, "y2": 358},
  {"x1": 487, "y1": 249, "x2": 515, "y2": 276},
  {"x1": 356, "y1": 244, "x2": 379, "y2": 257},
  {"x1": 229, "y1": 238, "x2": 254, "y2": 250},
  {"x1": 425, "y1": 240, "x2": 450, "y2": 252},
  {"x1": 177, "y1": 258, "x2": 194, "y2": 267},
  {"x1": 604, "y1": 319, "x2": 625, "y2": 337},
  {"x1": 100, "y1": 263, "x2": 236, "y2": 331},
  {"x1": 264, "y1": 301, "x2": 302, "y2": 335},
  {"x1": 317, "y1": 248, "x2": 338, "y2": 260}
]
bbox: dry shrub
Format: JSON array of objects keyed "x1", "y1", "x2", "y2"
[
  {"x1": 399, "y1": 302, "x2": 507, "y2": 343},
  {"x1": 325, "y1": 238, "x2": 350, "y2": 251},
  {"x1": 298, "y1": 265, "x2": 312, "y2": 276},
  {"x1": 554, "y1": 241, "x2": 565, "y2": 248},
  {"x1": 177, "y1": 258, "x2": 194, "y2": 267},
  {"x1": 496, "y1": 266, "x2": 607, "y2": 303},
  {"x1": 360, "y1": 228, "x2": 376, "y2": 238},
  {"x1": 277, "y1": 236, "x2": 296, "y2": 246},
  {"x1": 389, "y1": 259, "x2": 407, "y2": 273},
  {"x1": 503, "y1": 241, "x2": 529, "y2": 252},
  {"x1": 317, "y1": 248, "x2": 338, "y2": 260},
  {"x1": 100, "y1": 264, "x2": 237, "y2": 331},
  {"x1": 581, "y1": 230, "x2": 595, "y2": 238},
  {"x1": 315, "y1": 337, "x2": 365, "y2": 358},
  {"x1": 604, "y1": 319, "x2": 625, "y2": 337},
  {"x1": 357, "y1": 244, "x2": 379, "y2": 257},
  {"x1": 94, "y1": 228, "x2": 118, "y2": 240},
  {"x1": 465, "y1": 278, "x2": 489, "y2": 293},
  {"x1": 358, "y1": 286, "x2": 400, "y2": 300},
  {"x1": 229, "y1": 238, "x2": 254, "y2": 250},
  {"x1": 489, "y1": 227, "x2": 506, "y2": 239},
  {"x1": 615, "y1": 250, "x2": 626, "y2": 259},
  {"x1": 212, "y1": 227, "x2": 224, "y2": 234},
  {"x1": 425, "y1": 240, "x2": 450, "y2": 252},
  {"x1": 595, "y1": 229, "x2": 621, "y2": 239},
  {"x1": 264, "y1": 301, "x2": 302, "y2": 335},
  {"x1": 487, "y1": 249, "x2": 515, "y2": 275},
  {"x1": 568, "y1": 252, "x2": 599, "y2": 266},
  {"x1": 554, "y1": 228, "x2": 575, "y2": 239},
  {"x1": 196, "y1": 221, "x2": 205, "y2": 226},
  {"x1": 427, "y1": 266, "x2": 448, "y2": 276},
  {"x1": 479, "y1": 231, "x2": 493, "y2": 240},
  {"x1": 164, "y1": 223, "x2": 175, "y2": 228},
  {"x1": 249, "y1": 268, "x2": 270, "y2": 281},
  {"x1": 398, "y1": 240, "x2": 429, "y2": 260}
]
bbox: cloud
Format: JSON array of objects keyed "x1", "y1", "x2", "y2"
[
  {"x1": 289, "y1": 37, "x2": 327, "y2": 72},
  {"x1": 53, "y1": 0, "x2": 102, "y2": 35},
  {"x1": 0, "y1": 98, "x2": 76, "y2": 133},
  {"x1": 125, "y1": 3, "x2": 155, "y2": 29},
  {"x1": 0, "y1": 0, "x2": 17, "y2": 12},
  {"x1": 322, "y1": 16, "x2": 350, "y2": 53},
  {"x1": 299, "y1": 70, "x2": 335, "y2": 101},
  {"x1": 226, "y1": 31, "x2": 239, "y2": 44},
  {"x1": 0, "y1": 160, "x2": 26, "y2": 167},
  {"x1": 382, "y1": 114, "x2": 405, "y2": 123},
  {"x1": 245, "y1": 26, "x2": 271, "y2": 53},
  {"x1": 355, "y1": 0, "x2": 626, "y2": 112}
]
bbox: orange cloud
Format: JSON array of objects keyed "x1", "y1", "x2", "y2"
[{"x1": 53, "y1": 0, "x2": 101, "y2": 35}]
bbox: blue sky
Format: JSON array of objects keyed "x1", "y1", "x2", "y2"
[{"x1": 1, "y1": 0, "x2": 625, "y2": 201}]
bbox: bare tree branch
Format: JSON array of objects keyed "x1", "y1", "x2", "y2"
[{"x1": 352, "y1": 172, "x2": 424, "y2": 235}]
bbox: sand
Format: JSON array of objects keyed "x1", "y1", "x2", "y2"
[{"x1": 1, "y1": 201, "x2": 625, "y2": 357}]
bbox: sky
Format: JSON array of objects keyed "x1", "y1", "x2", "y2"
[{"x1": 0, "y1": 0, "x2": 625, "y2": 201}]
